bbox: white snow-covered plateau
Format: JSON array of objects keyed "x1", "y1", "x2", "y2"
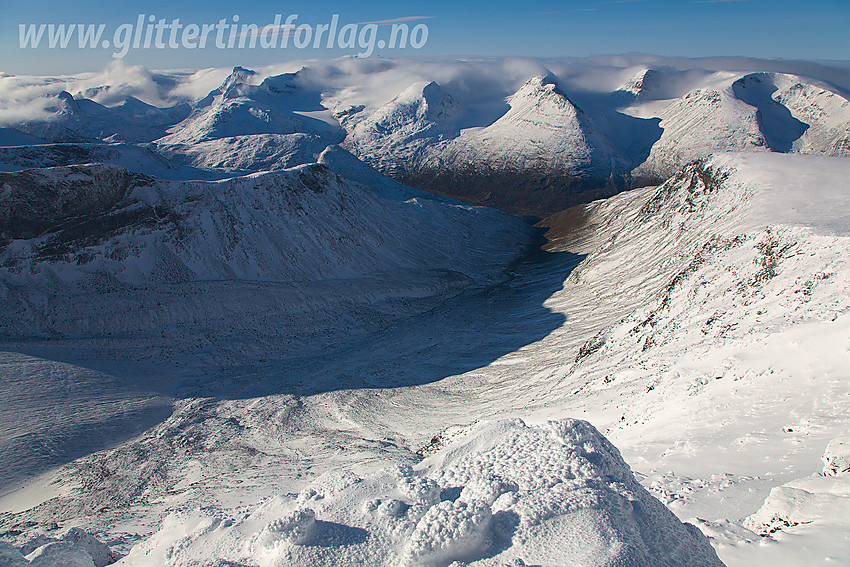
[{"x1": 1, "y1": 55, "x2": 849, "y2": 567}]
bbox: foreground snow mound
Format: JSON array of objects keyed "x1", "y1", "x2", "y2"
[
  {"x1": 744, "y1": 433, "x2": 850, "y2": 539},
  {"x1": 119, "y1": 419, "x2": 723, "y2": 567}
]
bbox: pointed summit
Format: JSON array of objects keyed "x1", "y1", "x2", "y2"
[
  {"x1": 507, "y1": 74, "x2": 580, "y2": 114},
  {"x1": 341, "y1": 80, "x2": 461, "y2": 175},
  {"x1": 225, "y1": 66, "x2": 256, "y2": 86},
  {"x1": 380, "y1": 80, "x2": 459, "y2": 126},
  {"x1": 519, "y1": 72, "x2": 560, "y2": 90},
  {"x1": 511, "y1": 73, "x2": 564, "y2": 95},
  {"x1": 350, "y1": 80, "x2": 459, "y2": 140},
  {"x1": 55, "y1": 90, "x2": 80, "y2": 114},
  {"x1": 195, "y1": 66, "x2": 257, "y2": 108},
  {"x1": 498, "y1": 74, "x2": 585, "y2": 130},
  {"x1": 159, "y1": 66, "x2": 339, "y2": 145},
  {"x1": 420, "y1": 80, "x2": 446, "y2": 101},
  {"x1": 618, "y1": 68, "x2": 663, "y2": 99},
  {"x1": 219, "y1": 66, "x2": 257, "y2": 98}
]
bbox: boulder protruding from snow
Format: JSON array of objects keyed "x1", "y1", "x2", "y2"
[{"x1": 823, "y1": 434, "x2": 850, "y2": 476}]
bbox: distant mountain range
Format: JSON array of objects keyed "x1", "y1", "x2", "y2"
[{"x1": 2, "y1": 58, "x2": 848, "y2": 215}]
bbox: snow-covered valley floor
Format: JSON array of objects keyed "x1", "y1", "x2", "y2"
[{"x1": 1, "y1": 152, "x2": 849, "y2": 566}]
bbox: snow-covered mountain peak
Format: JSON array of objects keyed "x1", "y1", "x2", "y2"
[
  {"x1": 364, "y1": 80, "x2": 460, "y2": 131},
  {"x1": 507, "y1": 73, "x2": 578, "y2": 113},
  {"x1": 629, "y1": 85, "x2": 767, "y2": 183},
  {"x1": 762, "y1": 72, "x2": 850, "y2": 157},
  {"x1": 221, "y1": 65, "x2": 256, "y2": 94},
  {"x1": 112, "y1": 95, "x2": 155, "y2": 112},
  {"x1": 337, "y1": 81, "x2": 461, "y2": 177},
  {"x1": 193, "y1": 66, "x2": 258, "y2": 108},
  {"x1": 157, "y1": 67, "x2": 341, "y2": 146},
  {"x1": 5, "y1": 58, "x2": 847, "y2": 214},
  {"x1": 617, "y1": 68, "x2": 663, "y2": 99},
  {"x1": 732, "y1": 72, "x2": 777, "y2": 97},
  {"x1": 55, "y1": 90, "x2": 79, "y2": 114},
  {"x1": 5, "y1": 90, "x2": 187, "y2": 144},
  {"x1": 482, "y1": 74, "x2": 596, "y2": 151},
  {"x1": 420, "y1": 80, "x2": 459, "y2": 120},
  {"x1": 340, "y1": 72, "x2": 634, "y2": 215},
  {"x1": 731, "y1": 73, "x2": 810, "y2": 152},
  {"x1": 260, "y1": 71, "x2": 301, "y2": 95}
]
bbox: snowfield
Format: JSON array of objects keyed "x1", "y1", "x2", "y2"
[{"x1": 1, "y1": 56, "x2": 850, "y2": 566}]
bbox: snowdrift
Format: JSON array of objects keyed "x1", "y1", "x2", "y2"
[{"x1": 117, "y1": 419, "x2": 723, "y2": 567}]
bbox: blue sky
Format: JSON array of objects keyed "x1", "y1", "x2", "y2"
[{"x1": 2, "y1": 0, "x2": 848, "y2": 74}]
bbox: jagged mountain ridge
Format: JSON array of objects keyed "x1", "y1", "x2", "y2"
[{"x1": 157, "y1": 67, "x2": 341, "y2": 145}]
